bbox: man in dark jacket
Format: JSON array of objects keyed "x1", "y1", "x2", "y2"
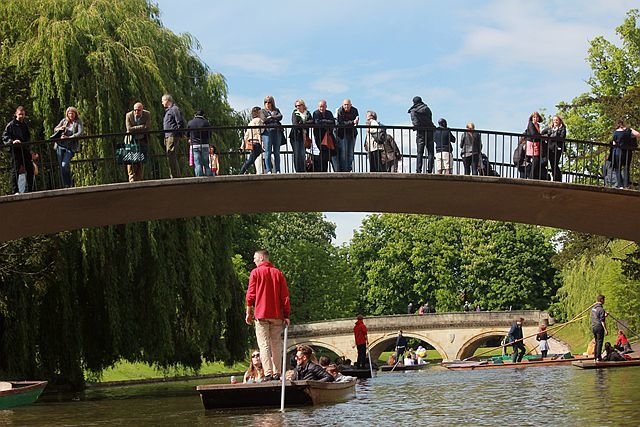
[
  {"x1": 293, "y1": 345, "x2": 334, "y2": 382},
  {"x1": 187, "y1": 110, "x2": 212, "y2": 176},
  {"x1": 508, "y1": 317, "x2": 526, "y2": 362},
  {"x1": 161, "y1": 94, "x2": 184, "y2": 178},
  {"x1": 2, "y1": 106, "x2": 34, "y2": 194},
  {"x1": 395, "y1": 330, "x2": 408, "y2": 362},
  {"x1": 335, "y1": 99, "x2": 359, "y2": 172},
  {"x1": 408, "y1": 96, "x2": 435, "y2": 174},
  {"x1": 591, "y1": 294, "x2": 607, "y2": 361}
]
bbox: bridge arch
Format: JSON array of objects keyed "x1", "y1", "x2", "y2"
[
  {"x1": 456, "y1": 330, "x2": 515, "y2": 361},
  {"x1": 368, "y1": 332, "x2": 447, "y2": 362},
  {"x1": 1, "y1": 174, "x2": 639, "y2": 242}
]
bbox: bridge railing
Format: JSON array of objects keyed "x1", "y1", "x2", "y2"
[{"x1": 1, "y1": 124, "x2": 635, "y2": 194}]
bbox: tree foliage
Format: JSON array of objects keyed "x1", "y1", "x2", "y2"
[
  {"x1": 236, "y1": 213, "x2": 358, "y2": 323},
  {"x1": 348, "y1": 215, "x2": 559, "y2": 315},
  {"x1": 0, "y1": 0, "x2": 249, "y2": 388}
]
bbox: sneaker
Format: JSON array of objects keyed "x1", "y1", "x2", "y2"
[
  {"x1": 272, "y1": 373, "x2": 280, "y2": 381},
  {"x1": 262, "y1": 374, "x2": 273, "y2": 382}
]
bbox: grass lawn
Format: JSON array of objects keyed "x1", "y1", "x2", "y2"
[{"x1": 93, "y1": 360, "x2": 249, "y2": 383}]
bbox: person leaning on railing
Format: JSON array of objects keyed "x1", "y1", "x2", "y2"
[
  {"x1": 460, "y1": 122, "x2": 482, "y2": 176},
  {"x1": 124, "y1": 102, "x2": 151, "y2": 182},
  {"x1": 239, "y1": 106, "x2": 264, "y2": 175},
  {"x1": 525, "y1": 111, "x2": 545, "y2": 180},
  {"x1": 52, "y1": 106, "x2": 84, "y2": 188},
  {"x1": 161, "y1": 94, "x2": 184, "y2": 179},
  {"x1": 2, "y1": 106, "x2": 35, "y2": 194},
  {"x1": 290, "y1": 99, "x2": 313, "y2": 173}
]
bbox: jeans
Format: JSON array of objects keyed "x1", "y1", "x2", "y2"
[
  {"x1": 614, "y1": 147, "x2": 633, "y2": 188},
  {"x1": 255, "y1": 318, "x2": 284, "y2": 376},
  {"x1": 191, "y1": 144, "x2": 212, "y2": 176},
  {"x1": 340, "y1": 135, "x2": 356, "y2": 172},
  {"x1": 512, "y1": 342, "x2": 525, "y2": 362},
  {"x1": 240, "y1": 144, "x2": 263, "y2": 174},
  {"x1": 56, "y1": 145, "x2": 74, "y2": 187},
  {"x1": 593, "y1": 325, "x2": 605, "y2": 361},
  {"x1": 9, "y1": 148, "x2": 34, "y2": 194},
  {"x1": 263, "y1": 129, "x2": 281, "y2": 173},
  {"x1": 416, "y1": 131, "x2": 434, "y2": 173},
  {"x1": 291, "y1": 137, "x2": 306, "y2": 172},
  {"x1": 463, "y1": 154, "x2": 480, "y2": 175}
]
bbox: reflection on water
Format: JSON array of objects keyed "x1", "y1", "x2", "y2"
[{"x1": 3, "y1": 366, "x2": 640, "y2": 426}]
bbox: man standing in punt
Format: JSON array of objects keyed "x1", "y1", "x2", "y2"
[
  {"x1": 245, "y1": 249, "x2": 290, "y2": 381},
  {"x1": 591, "y1": 295, "x2": 607, "y2": 361},
  {"x1": 353, "y1": 314, "x2": 368, "y2": 369}
]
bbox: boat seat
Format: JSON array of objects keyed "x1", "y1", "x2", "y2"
[{"x1": 0, "y1": 382, "x2": 12, "y2": 391}]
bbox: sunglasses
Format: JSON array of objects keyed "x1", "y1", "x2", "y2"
[{"x1": 252, "y1": 353, "x2": 260, "y2": 358}]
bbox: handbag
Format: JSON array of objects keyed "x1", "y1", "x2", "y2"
[
  {"x1": 321, "y1": 131, "x2": 336, "y2": 151},
  {"x1": 116, "y1": 142, "x2": 147, "y2": 165},
  {"x1": 304, "y1": 132, "x2": 312, "y2": 149}
]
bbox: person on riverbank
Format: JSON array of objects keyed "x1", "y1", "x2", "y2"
[
  {"x1": 353, "y1": 314, "x2": 368, "y2": 369},
  {"x1": 293, "y1": 345, "x2": 334, "y2": 382},
  {"x1": 615, "y1": 330, "x2": 632, "y2": 354},
  {"x1": 243, "y1": 350, "x2": 265, "y2": 383},
  {"x1": 591, "y1": 295, "x2": 608, "y2": 362},
  {"x1": 508, "y1": 317, "x2": 526, "y2": 362},
  {"x1": 536, "y1": 324, "x2": 550, "y2": 358},
  {"x1": 245, "y1": 249, "x2": 290, "y2": 381}
]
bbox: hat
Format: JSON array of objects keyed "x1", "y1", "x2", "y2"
[{"x1": 412, "y1": 96, "x2": 422, "y2": 104}]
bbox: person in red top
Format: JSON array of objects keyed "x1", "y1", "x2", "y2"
[
  {"x1": 245, "y1": 249, "x2": 290, "y2": 381},
  {"x1": 353, "y1": 314, "x2": 368, "y2": 369},
  {"x1": 615, "y1": 330, "x2": 633, "y2": 354}
]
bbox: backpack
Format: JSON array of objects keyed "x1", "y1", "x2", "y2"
[{"x1": 512, "y1": 137, "x2": 526, "y2": 166}]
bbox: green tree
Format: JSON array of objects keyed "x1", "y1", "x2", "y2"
[
  {"x1": 0, "y1": 0, "x2": 250, "y2": 388},
  {"x1": 349, "y1": 214, "x2": 559, "y2": 315}
]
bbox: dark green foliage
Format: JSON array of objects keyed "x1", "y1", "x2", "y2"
[
  {"x1": 0, "y1": 0, "x2": 250, "y2": 387},
  {"x1": 349, "y1": 215, "x2": 560, "y2": 315}
]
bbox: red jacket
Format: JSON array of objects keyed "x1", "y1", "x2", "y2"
[
  {"x1": 246, "y1": 261, "x2": 290, "y2": 320},
  {"x1": 353, "y1": 319, "x2": 368, "y2": 345},
  {"x1": 616, "y1": 333, "x2": 630, "y2": 347}
]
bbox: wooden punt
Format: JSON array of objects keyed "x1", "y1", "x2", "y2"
[
  {"x1": 572, "y1": 358, "x2": 640, "y2": 369},
  {"x1": 196, "y1": 378, "x2": 356, "y2": 410},
  {"x1": 443, "y1": 355, "x2": 589, "y2": 371},
  {"x1": 0, "y1": 381, "x2": 48, "y2": 410}
]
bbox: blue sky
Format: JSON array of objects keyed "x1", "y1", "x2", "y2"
[{"x1": 154, "y1": 0, "x2": 636, "y2": 244}]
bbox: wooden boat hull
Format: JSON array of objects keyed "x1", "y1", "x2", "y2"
[
  {"x1": 0, "y1": 381, "x2": 48, "y2": 410},
  {"x1": 196, "y1": 379, "x2": 356, "y2": 410},
  {"x1": 572, "y1": 359, "x2": 640, "y2": 369},
  {"x1": 380, "y1": 363, "x2": 430, "y2": 372},
  {"x1": 338, "y1": 367, "x2": 373, "y2": 378},
  {"x1": 443, "y1": 356, "x2": 589, "y2": 371}
]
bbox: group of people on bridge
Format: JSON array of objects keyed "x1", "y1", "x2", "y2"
[{"x1": 3, "y1": 95, "x2": 639, "y2": 194}]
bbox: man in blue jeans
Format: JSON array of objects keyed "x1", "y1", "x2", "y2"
[
  {"x1": 336, "y1": 99, "x2": 359, "y2": 172},
  {"x1": 187, "y1": 110, "x2": 213, "y2": 177},
  {"x1": 508, "y1": 317, "x2": 526, "y2": 362}
]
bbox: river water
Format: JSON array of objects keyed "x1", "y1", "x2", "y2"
[{"x1": 3, "y1": 365, "x2": 640, "y2": 426}]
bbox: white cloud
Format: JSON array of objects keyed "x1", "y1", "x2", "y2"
[
  {"x1": 310, "y1": 78, "x2": 350, "y2": 94},
  {"x1": 218, "y1": 53, "x2": 290, "y2": 76}
]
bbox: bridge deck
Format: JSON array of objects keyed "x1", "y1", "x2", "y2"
[{"x1": 1, "y1": 174, "x2": 639, "y2": 242}]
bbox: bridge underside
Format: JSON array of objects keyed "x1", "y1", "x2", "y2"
[{"x1": 1, "y1": 174, "x2": 639, "y2": 242}]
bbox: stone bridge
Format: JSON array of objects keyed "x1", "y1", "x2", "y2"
[{"x1": 287, "y1": 310, "x2": 569, "y2": 362}]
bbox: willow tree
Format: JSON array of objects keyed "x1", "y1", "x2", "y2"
[{"x1": 0, "y1": 0, "x2": 249, "y2": 387}]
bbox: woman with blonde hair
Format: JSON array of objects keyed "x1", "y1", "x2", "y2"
[
  {"x1": 290, "y1": 99, "x2": 313, "y2": 172},
  {"x1": 460, "y1": 122, "x2": 481, "y2": 175},
  {"x1": 52, "y1": 106, "x2": 84, "y2": 187},
  {"x1": 260, "y1": 96, "x2": 283, "y2": 174}
]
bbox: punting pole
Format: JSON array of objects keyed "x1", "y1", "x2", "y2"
[
  {"x1": 367, "y1": 344, "x2": 374, "y2": 378},
  {"x1": 280, "y1": 325, "x2": 288, "y2": 413}
]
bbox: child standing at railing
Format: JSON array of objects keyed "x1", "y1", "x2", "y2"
[{"x1": 209, "y1": 145, "x2": 220, "y2": 176}]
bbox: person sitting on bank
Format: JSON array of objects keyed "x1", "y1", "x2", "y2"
[
  {"x1": 243, "y1": 350, "x2": 265, "y2": 383},
  {"x1": 615, "y1": 330, "x2": 633, "y2": 354},
  {"x1": 603, "y1": 342, "x2": 625, "y2": 361},
  {"x1": 292, "y1": 345, "x2": 334, "y2": 382}
]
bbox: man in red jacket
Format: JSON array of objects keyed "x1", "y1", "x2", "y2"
[
  {"x1": 353, "y1": 314, "x2": 368, "y2": 368},
  {"x1": 245, "y1": 249, "x2": 291, "y2": 381}
]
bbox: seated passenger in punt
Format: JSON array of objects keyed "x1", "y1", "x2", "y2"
[
  {"x1": 603, "y1": 342, "x2": 625, "y2": 362},
  {"x1": 244, "y1": 350, "x2": 265, "y2": 383},
  {"x1": 615, "y1": 330, "x2": 633, "y2": 354},
  {"x1": 326, "y1": 364, "x2": 355, "y2": 382},
  {"x1": 292, "y1": 345, "x2": 334, "y2": 382},
  {"x1": 387, "y1": 354, "x2": 397, "y2": 366}
]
